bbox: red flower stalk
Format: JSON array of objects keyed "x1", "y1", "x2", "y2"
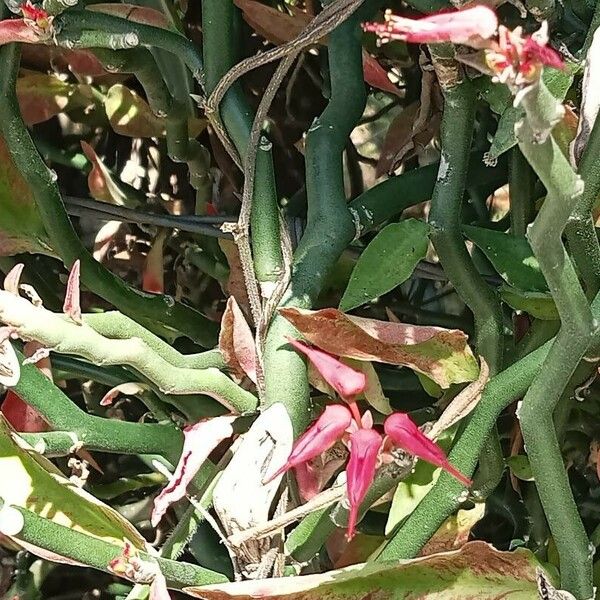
[
  {"x1": 384, "y1": 413, "x2": 472, "y2": 487},
  {"x1": 363, "y1": 6, "x2": 498, "y2": 49},
  {"x1": 286, "y1": 337, "x2": 366, "y2": 401},
  {"x1": 263, "y1": 404, "x2": 352, "y2": 484},
  {"x1": 346, "y1": 427, "x2": 382, "y2": 539}
]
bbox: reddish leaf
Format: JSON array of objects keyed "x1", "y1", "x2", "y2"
[
  {"x1": 218, "y1": 296, "x2": 257, "y2": 383},
  {"x1": 362, "y1": 52, "x2": 402, "y2": 98},
  {"x1": 234, "y1": 0, "x2": 311, "y2": 45},
  {"x1": 0, "y1": 18, "x2": 41, "y2": 45},
  {"x1": 80, "y1": 141, "x2": 133, "y2": 206},
  {"x1": 142, "y1": 230, "x2": 167, "y2": 294},
  {"x1": 16, "y1": 72, "x2": 93, "y2": 126},
  {"x1": 87, "y1": 4, "x2": 171, "y2": 28},
  {"x1": 279, "y1": 308, "x2": 478, "y2": 388}
]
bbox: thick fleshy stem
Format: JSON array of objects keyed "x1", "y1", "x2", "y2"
[
  {"x1": 0, "y1": 291, "x2": 257, "y2": 414},
  {"x1": 564, "y1": 110, "x2": 600, "y2": 299},
  {"x1": 10, "y1": 349, "x2": 184, "y2": 464},
  {"x1": 514, "y1": 80, "x2": 596, "y2": 598},
  {"x1": 11, "y1": 508, "x2": 228, "y2": 588},
  {"x1": 427, "y1": 48, "x2": 505, "y2": 495},
  {"x1": 0, "y1": 43, "x2": 218, "y2": 347},
  {"x1": 263, "y1": 0, "x2": 380, "y2": 434}
]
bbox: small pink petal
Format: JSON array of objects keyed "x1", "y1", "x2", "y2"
[
  {"x1": 286, "y1": 337, "x2": 366, "y2": 400},
  {"x1": 63, "y1": 260, "x2": 82, "y2": 324},
  {"x1": 363, "y1": 6, "x2": 498, "y2": 48},
  {"x1": 3, "y1": 263, "x2": 24, "y2": 295},
  {"x1": 384, "y1": 413, "x2": 471, "y2": 486},
  {"x1": 346, "y1": 428, "x2": 382, "y2": 539},
  {"x1": 151, "y1": 416, "x2": 237, "y2": 526},
  {"x1": 263, "y1": 404, "x2": 352, "y2": 484}
]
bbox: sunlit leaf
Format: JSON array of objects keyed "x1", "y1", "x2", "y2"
[
  {"x1": 0, "y1": 137, "x2": 51, "y2": 256},
  {"x1": 500, "y1": 286, "x2": 558, "y2": 320},
  {"x1": 463, "y1": 225, "x2": 547, "y2": 292},
  {"x1": 0, "y1": 414, "x2": 146, "y2": 552},
  {"x1": 340, "y1": 219, "x2": 430, "y2": 312},
  {"x1": 185, "y1": 541, "x2": 548, "y2": 599}
]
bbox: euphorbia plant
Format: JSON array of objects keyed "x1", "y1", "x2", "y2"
[{"x1": 0, "y1": 0, "x2": 598, "y2": 599}]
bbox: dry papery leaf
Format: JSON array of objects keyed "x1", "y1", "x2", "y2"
[
  {"x1": 280, "y1": 307, "x2": 479, "y2": 388},
  {"x1": 219, "y1": 296, "x2": 257, "y2": 383}
]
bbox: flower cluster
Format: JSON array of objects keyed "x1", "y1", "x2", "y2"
[
  {"x1": 20, "y1": 1, "x2": 53, "y2": 37},
  {"x1": 265, "y1": 338, "x2": 471, "y2": 539},
  {"x1": 363, "y1": 6, "x2": 564, "y2": 93},
  {"x1": 486, "y1": 23, "x2": 564, "y2": 90}
]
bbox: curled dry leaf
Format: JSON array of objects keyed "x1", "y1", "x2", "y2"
[
  {"x1": 428, "y1": 358, "x2": 490, "y2": 440},
  {"x1": 184, "y1": 541, "x2": 547, "y2": 599},
  {"x1": 100, "y1": 382, "x2": 149, "y2": 407},
  {"x1": 3, "y1": 263, "x2": 23, "y2": 295},
  {"x1": 279, "y1": 307, "x2": 478, "y2": 388},
  {"x1": 212, "y1": 404, "x2": 292, "y2": 578},
  {"x1": 63, "y1": 260, "x2": 82, "y2": 324},
  {"x1": 0, "y1": 336, "x2": 19, "y2": 387},
  {"x1": 151, "y1": 415, "x2": 237, "y2": 527},
  {"x1": 219, "y1": 240, "x2": 252, "y2": 318},
  {"x1": 219, "y1": 296, "x2": 257, "y2": 384}
]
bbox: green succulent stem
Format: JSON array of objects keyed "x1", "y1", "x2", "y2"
[
  {"x1": 514, "y1": 81, "x2": 596, "y2": 597},
  {"x1": 0, "y1": 43, "x2": 218, "y2": 347}
]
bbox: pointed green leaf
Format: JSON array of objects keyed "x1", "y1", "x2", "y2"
[
  {"x1": 340, "y1": 219, "x2": 430, "y2": 312},
  {"x1": 463, "y1": 225, "x2": 547, "y2": 292},
  {"x1": 500, "y1": 286, "x2": 559, "y2": 320}
]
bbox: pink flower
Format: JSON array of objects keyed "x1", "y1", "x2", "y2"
[
  {"x1": 486, "y1": 24, "x2": 564, "y2": 86},
  {"x1": 286, "y1": 337, "x2": 366, "y2": 401},
  {"x1": 363, "y1": 6, "x2": 498, "y2": 49},
  {"x1": 346, "y1": 427, "x2": 382, "y2": 539},
  {"x1": 384, "y1": 413, "x2": 471, "y2": 486},
  {"x1": 263, "y1": 404, "x2": 352, "y2": 484}
]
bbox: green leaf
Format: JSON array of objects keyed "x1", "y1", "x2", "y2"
[
  {"x1": 185, "y1": 541, "x2": 548, "y2": 599},
  {"x1": 339, "y1": 219, "x2": 430, "y2": 311},
  {"x1": 0, "y1": 414, "x2": 146, "y2": 551},
  {"x1": 0, "y1": 137, "x2": 51, "y2": 257},
  {"x1": 500, "y1": 286, "x2": 559, "y2": 320},
  {"x1": 506, "y1": 455, "x2": 534, "y2": 482},
  {"x1": 463, "y1": 225, "x2": 547, "y2": 292}
]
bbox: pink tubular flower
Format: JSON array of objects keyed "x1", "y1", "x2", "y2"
[
  {"x1": 263, "y1": 404, "x2": 352, "y2": 484},
  {"x1": 346, "y1": 428, "x2": 383, "y2": 539},
  {"x1": 384, "y1": 413, "x2": 472, "y2": 487},
  {"x1": 286, "y1": 337, "x2": 366, "y2": 401},
  {"x1": 363, "y1": 6, "x2": 498, "y2": 49}
]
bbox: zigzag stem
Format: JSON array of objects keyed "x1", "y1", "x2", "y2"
[
  {"x1": 11, "y1": 350, "x2": 184, "y2": 463},
  {"x1": 514, "y1": 80, "x2": 596, "y2": 598},
  {"x1": 427, "y1": 48, "x2": 505, "y2": 494},
  {"x1": 0, "y1": 43, "x2": 218, "y2": 347},
  {"x1": 0, "y1": 291, "x2": 257, "y2": 414},
  {"x1": 262, "y1": 0, "x2": 380, "y2": 434}
]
